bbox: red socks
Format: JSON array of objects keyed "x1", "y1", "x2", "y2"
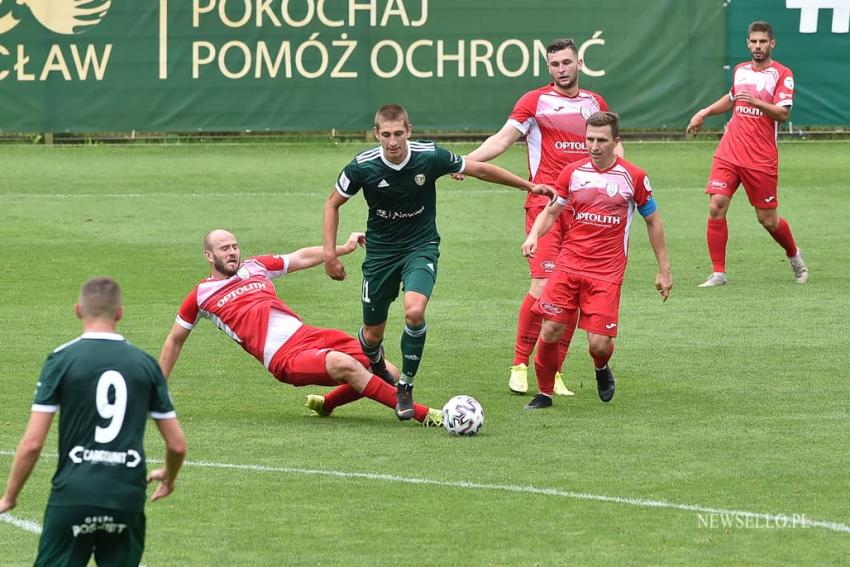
[
  {"x1": 513, "y1": 294, "x2": 542, "y2": 366},
  {"x1": 322, "y1": 384, "x2": 363, "y2": 412},
  {"x1": 360, "y1": 376, "x2": 429, "y2": 422},
  {"x1": 769, "y1": 217, "x2": 798, "y2": 257},
  {"x1": 706, "y1": 218, "x2": 728, "y2": 273},
  {"x1": 533, "y1": 339, "x2": 560, "y2": 396}
]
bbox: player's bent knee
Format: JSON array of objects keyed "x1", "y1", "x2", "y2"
[{"x1": 540, "y1": 320, "x2": 566, "y2": 343}]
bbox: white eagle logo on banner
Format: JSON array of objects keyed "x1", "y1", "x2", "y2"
[{"x1": 0, "y1": 0, "x2": 111, "y2": 35}]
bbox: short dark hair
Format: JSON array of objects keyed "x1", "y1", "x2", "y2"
[
  {"x1": 78, "y1": 277, "x2": 122, "y2": 319},
  {"x1": 546, "y1": 38, "x2": 578, "y2": 57},
  {"x1": 748, "y1": 21, "x2": 774, "y2": 39},
  {"x1": 586, "y1": 111, "x2": 620, "y2": 139},
  {"x1": 374, "y1": 104, "x2": 410, "y2": 128}
]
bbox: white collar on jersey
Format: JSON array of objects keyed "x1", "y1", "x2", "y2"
[
  {"x1": 81, "y1": 332, "x2": 125, "y2": 341},
  {"x1": 380, "y1": 145, "x2": 411, "y2": 171}
]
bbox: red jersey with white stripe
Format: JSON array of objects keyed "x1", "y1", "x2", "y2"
[
  {"x1": 508, "y1": 84, "x2": 608, "y2": 207},
  {"x1": 554, "y1": 157, "x2": 653, "y2": 284},
  {"x1": 715, "y1": 60, "x2": 794, "y2": 174},
  {"x1": 176, "y1": 256, "x2": 304, "y2": 368}
]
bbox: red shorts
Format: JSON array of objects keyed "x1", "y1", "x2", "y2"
[
  {"x1": 268, "y1": 325, "x2": 369, "y2": 387},
  {"x1": 532, "y1": 271, "x2": 621, "y2": 337},
  {"x1": 705, "y1": 158, "x2": 779, "y2": 209},
  {"x1": 525, "y1": 205, "x2": 570, "y2": 278}
]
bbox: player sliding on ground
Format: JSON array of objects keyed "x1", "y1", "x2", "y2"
[{"x1": 159, "y1": 229, "x2": 443, "y2": 426}]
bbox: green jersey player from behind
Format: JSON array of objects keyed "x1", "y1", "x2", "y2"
[
  {"x1": 0, "y1": 277, "x2": 186, "y2": 567},
  {"x1": 323, "y1": 104, "x2": 555, "y2": 420}
]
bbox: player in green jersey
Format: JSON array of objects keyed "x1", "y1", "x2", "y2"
[
  {"x1": 323, "y1": 104, "x2": 554, "y2": 419},
  {"x1": 0, "y1": 277, "x2": 186, "y2": 567}
]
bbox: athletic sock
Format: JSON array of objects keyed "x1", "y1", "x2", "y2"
[
  {"x1": 358, "y1": 327, "x2": 383, "y2": 363},
  {"x1": 591, "y1": 342, "x2": 615, "y2": 370},
  {"x1": 769, "y1": 217, "x2": 798, "y2": 257},
  {"x1": 400, "y1": 321, "x2": 427, "y2": 383},
  {"x1": 533, "y1": 339, "x2": 560, "y2": 396},
  {"x1": 322, "y1": 385, "x2": 363, "y2": 412},
  {"x1": 361, "y1": 376, "x2": 429, "y2": 421},
  {"x1": 706, "y1": 218, "x2": 728, "y2": 273},
  {"x1": 513, "y1": 293, "x2": 542, "y2": 366}
]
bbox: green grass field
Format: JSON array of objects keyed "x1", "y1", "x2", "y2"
[{"x1": 1, "y1": 140, "x2": 849, "y2": 565}]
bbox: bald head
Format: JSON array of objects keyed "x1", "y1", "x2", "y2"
[
  {"x1": 78, "y1": 277, "x2": 122, "y2": 321},
  {"x1": 203, "y1": 229, "x2": 241, "y2": 277},
  {"x1": 204, "y1": 229, "x2": 236, "y2": 251}
]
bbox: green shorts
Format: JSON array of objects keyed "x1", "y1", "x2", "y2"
[
  {"x1": 36, "y1": 505, "x2": 145, "y2": 567},
  {"x1": 361, "y1": 247, "x2": 439, "y2": 325}
]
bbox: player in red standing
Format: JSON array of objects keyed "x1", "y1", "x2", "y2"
[
  {"x1": 463, "y1": 38, "x2": 622, "y2": 397},
  {"x1": 521, "y1": 111, "x2": 672, "y2": 409},
  {"x1": 687, "y1": 21, "x2": 807, "y2": 287},
  {"x1": 159, "y1": 229, "x2": 444, "y2": 426}
]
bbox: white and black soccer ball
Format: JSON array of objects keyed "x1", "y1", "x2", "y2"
[{"x1": 441, "y1": 395, "x2": 484, "y2": 436}]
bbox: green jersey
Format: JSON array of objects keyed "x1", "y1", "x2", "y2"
[
  {"x1": 32, "y1": 332, "x2": 175, "y2": 512},
  {"x1": 335, "y1": 140, "x2": 465, "y2": 259}
]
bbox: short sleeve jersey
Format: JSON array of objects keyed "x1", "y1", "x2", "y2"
[
  {"x1": 176, "y1": 256, "x2": 304, "y2": 368},
  {"x1": 508, "y1": 85, "x2": 608, "y2": 208},
  {"x1": 335, "y1": 141, "x2": 465, "y2": 260},
  {"x1": 32, "y1": 333, "x2": 175, "y2": 512},
  {"x1": 554, "y1": 157, "x2": 653, "y2": 284},
  {"x1": 715, "y1": 60, "x2": 794, "y2": 174}
]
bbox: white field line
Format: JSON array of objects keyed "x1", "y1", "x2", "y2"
[
  {"x1": 1, "y1": 450, "x2": 848, "y2": 535},
  {"x1": 0, "y1": 513, "x2": 42, "y2": 534}
]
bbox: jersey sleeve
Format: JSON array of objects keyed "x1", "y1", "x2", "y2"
[
  {"x1": 507, "y1": 91, "x2": 538, "y2": 135},
  {"x1": 252, "y1": 255, "x2": 290, "y2": 278},
  {"x1": 553, "y1": 164, "x2": 574, "y2": 206},
  {"x1": 774, "y1": 67, "x2": 794, "y2": 107},
  {"x1": 593, "y1": 93, "x2": 609, "y2": 112},
  {"x1": 148, "y1": 357, "x2": 176, "y2": 420},
  {"x1": 176, "y1": 288, "x2": 200, "y2": 330},
  {"x1": 32, "y1": 352, "x2": 63, "y2": 413},
  {"x1": 633, "y1": 171, "x2": 652, "y2": 208},
  {"x1": 433, "y1": 145, "x2": 465, "y2": 176},
  {"x1": 335, "y1": 159, "x2": 363, "y2": 199}
]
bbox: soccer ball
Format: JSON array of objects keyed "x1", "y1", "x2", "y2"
[{"x1": 441, "y1": 395, "x2": 484, "y2": 436}]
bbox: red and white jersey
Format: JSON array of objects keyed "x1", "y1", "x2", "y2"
[
  {"x1": 176, "y1": 256, "x2": 303, "y2": 368},
  {"x1": 715, "y1": 60, "x2": 794, "y2": 174},
  {"x1": 508, "y1": 84, "x2": 608, "y2": 207},
  {"x1": 553, "y1": 157, "x2": 653, "y2": 284}
]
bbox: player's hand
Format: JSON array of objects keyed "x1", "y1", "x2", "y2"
[
  {"x1": 656, "y1": 271, "x2": 672, "y2": 302},
  {"x1": 342, "y1": 232, "x2": 366, "y2": 254},
  {"x1": 147, "y1": 468, "x2": 176, "y2": 502},
  {"x1": 530, "y1": 184, "x2": 556, "y2": 201},
  {"x1": 0, "y1": 495, "x2": 16, "y2": 514},
  {"x1": 450, "y1": 172, "x2": 465, "y2": 181},
  {"x1": 733, "y1": 91, "x2": 759, "y2": 107},
  {"x1": 521, "y1": 238, "x2": 538, "y2": 257},
  {"x1": 324, "y1": 256, "x2": 347, "y2": 281},
  {"x1": 686, "y1": 113, "x2": 704, "y2": 136}
]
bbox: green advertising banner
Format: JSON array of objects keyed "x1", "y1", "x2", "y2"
[{"x1": 9, "y1": 0, "x2": 834, "y2": 132}]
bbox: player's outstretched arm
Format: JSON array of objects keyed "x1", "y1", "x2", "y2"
[
  {"x1": 323, "y1": 191, "x2": 349, "y2": 281},
  {"x1": 644, "y1": 212, "x2": 673, "y2": 302},
  {"x1": 466, "y1": 123, "x2": 523, "y2": 162},
  {"x1": 463, "y1": 160, "x2": 553, "y2": 198},
  {"x1": 0, "y1": 411, "x2": 53, "y2": 514},
  {"x1": 687, "y1": 94, "x2": 734, "y2": 135},
  {"x1": 522, "y1": 201, "x2": 563, "y2": 257},
  {"x1": 160, "y1": 323, "x2": 191, "y2": 380},
  {"x1": 288, "y1": 232, "x2": 365, "y2": 273},
  {"x1": 148, "y1": 417, "x2": 186, "y2": 502}
]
